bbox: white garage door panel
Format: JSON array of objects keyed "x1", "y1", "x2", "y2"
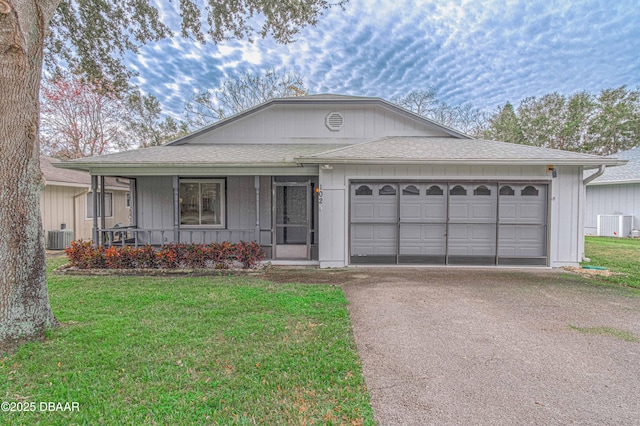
[
  {"x1": 400, "y1": 203, "x2": 421, "y2": 220},
  {"x1": 448, "y1": 224, "x2": 496, "y2": 255},
  {"x1": 352, "y1": 203, "x2": 376, "y2": 221},
  {"x1": 377, "y1": 204, "x2": 397, "y2": 221},
  {"x1": 399, "y1": 224, "x2": 446, "y2": 255},
  {"x1": 499, "y1": 225, "x2": 546, "y2": 257},
  {"x1": 351, "y1": 224, "x2": 396, "y2": 256}
]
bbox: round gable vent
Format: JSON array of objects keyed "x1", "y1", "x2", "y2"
[{"x1": 325, "y1": 112, "x2": 344, "y2": 131}]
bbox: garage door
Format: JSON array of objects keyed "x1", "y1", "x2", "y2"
[
  {"x1": 351, "y1": 183, "x2": 398, "y2": 264},
  {"x1": 350, "y1": 181, "x2": 548, "y2": 266}
]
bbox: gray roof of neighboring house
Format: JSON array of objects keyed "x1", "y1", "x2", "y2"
[
  {"x1": 586, "y1": 146, "x2": 640, "y2": 185},
  {"x1": 41, "y1": 156, "x2": 128, "y2": 188},
  {"x1": 296, "y1": 137, "x2": 626, "y2": 166}
]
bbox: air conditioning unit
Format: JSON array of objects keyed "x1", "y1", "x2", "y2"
[
  {"x1": 47, "y1": 230, "x2": 74, "y2": 250},
  {"x1": 597, "y1": 215, "x2": 633, "y2": 238}
]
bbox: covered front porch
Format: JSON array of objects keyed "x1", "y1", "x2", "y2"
[{"x1": 91, "y1": 174, "x2": 319, "y2": 261}]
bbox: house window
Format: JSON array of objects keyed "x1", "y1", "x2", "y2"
[
  {"x1": 474, "y1": 185, "x2": 491, "y2": 196},
  {"x1": 449, "y1": 185, "x2": 467, "y2": 196},
  {"x1": 87, "y1": 192, "x2": 113, "y2": 218},
  {"x1": 402, "y1": 185, "x2": 420, "y2": 195},
  {"x1": 500, "y1": 185, "x2": 515, "y2": 196},
  {"x1": 426, "y1": 185, "x2": 444, "y2": 196},
  {"x1": 379, "y1": 185, "x2": 397, "y2": 196},
  {"x1": 522, "y1": 185, "x2": 539, "y2": 196},
  {"x1": 180, "y1": 179, "x2": 225, "y2": 227},
  {"x1": 355, "y1": 185, "x2": 372, "y2": 196}
]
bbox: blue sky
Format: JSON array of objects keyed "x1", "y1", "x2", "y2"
[{"x1": 126, "y1": 0, "x2": 640, "y2": 117}]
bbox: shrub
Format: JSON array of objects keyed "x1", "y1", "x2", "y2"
[
  {"x1": 208, "y1": 242, "x2": 236, "y2": 269},
  {"x1": 184, "y1": 244, "x2": 208, "y2": 268},
  {"x1": 156, "y1": 246, "x2": 181, "y2": 269},
  {"x1": 64, "y1": 241, "x2": 265, "y2": 270},
  {"x1": 65, "y1": 241, "x2": 105, "y2": 269},
  {"x1": 135, "y1": 244, "x2": 158, "y2": 269},
  {"x1": 235, "y1": 241, "x2": 265, "y2": 269}
]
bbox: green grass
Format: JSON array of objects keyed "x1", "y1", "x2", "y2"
[
  {"x1": 568, "y1": 325, "x2": 638, "y2": 342},
  {"x1": 583, "y1": 236, "x2": 640, "y2": 288},
  {"x1": 1, "y1": 258, "x2": 373, "y2": 425}
]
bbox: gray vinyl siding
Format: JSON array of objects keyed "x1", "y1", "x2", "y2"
[
  {"x1": 585, "y1": 183, "x2": 640, "y2": 234},
  {"x1": 184, "y1": 104, "x2": 452, "y2": 145},
  {"x1": 136, "y1": 176, "x2": 174, "y2": 244}
]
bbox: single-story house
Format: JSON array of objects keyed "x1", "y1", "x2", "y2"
[
  {"x1": 40, "y1": 156, "x2": 130, "y2": 248},
  {"x1": 56, "y1": 94, "x2": 625, "y2": 267},
  {"x1": 585, "y1": 146, "x2": 640, "y2": 236}
]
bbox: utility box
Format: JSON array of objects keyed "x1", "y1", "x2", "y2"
[
  {"x1": 47, "y1": 230, "x2": 74, "y2": 250},
  {"x1": 597, "y1": 215, "x2": 633, "y2": 238}
]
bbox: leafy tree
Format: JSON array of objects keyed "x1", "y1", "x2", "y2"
[
  {"x1": 40, "y1": 72, "x2": 133, "y2": 158},
  {"x1": 482, "y1": 87, "x2": 640, "y2": 155},
  {"x1": 482, "y1": 102, "x2": 525, "y2": 144},
  {"x1": 126, "y1": 91, "x2": 189, "y2": 147},
  {"x1": 0, "y1": 0, "x2": 346, "y2": 351},
  {"x1": 184, "y1": 68, "x2": 308, "y2": 129},
  {"x1": 584, "y1": 86, "x2": 640, "y2": 155}
]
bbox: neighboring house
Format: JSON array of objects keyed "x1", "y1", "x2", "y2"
[
  {"x1": 40, "y1": 156, "x2": 130, "y2": 248},
  {"x1": 56, "y1": 95, "x2": 624, "y2": 267},
  {"x1": 585, "y1": 146, "x2": 640, "y2": 236}
]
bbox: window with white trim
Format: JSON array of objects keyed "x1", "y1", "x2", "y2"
[
  {"x1": 179, "y1": 179, "x2": 225, "y2": 227},
  {"x1": 87, "y1": 192, "x2": 113, "y2": 218}
]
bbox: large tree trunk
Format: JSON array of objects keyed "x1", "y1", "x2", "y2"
[{"x1": 0, "y1": 0, "x2": 59, "y2": 352}]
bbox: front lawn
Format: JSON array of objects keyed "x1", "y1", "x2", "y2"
[
  {"x1": 1, "y1": 257, "x2": 373, "y2": 425},
  {"x1": 584, "y1": 236, "x2": 640, "y2": 288}
]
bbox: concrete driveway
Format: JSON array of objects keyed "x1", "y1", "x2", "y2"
[{"x1": 341, "y1": 268, "x2": 640, "y2": 425}]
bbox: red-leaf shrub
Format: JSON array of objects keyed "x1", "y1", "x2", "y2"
[
  {"x1": 208, "y1": 242, "x2": 236, "y2": 269},
  {"x1": 156, "y1": 246, "x2": 180, "y2": 269},
  {"x1": 184, "y1": 244, "x2": 207, "y2": 268},
  {"x1": 65, "y1": 240, "x2": 105, "y2": 269},
  {"x1": 64, "y1": 241, "x2": 265, "y2": 270},
  {"x1": 135, "y1": 244, "x2": 158, "y2": 269},
  {"x1": 235, "y1": 241, "x2": 265, "y2": 269}
]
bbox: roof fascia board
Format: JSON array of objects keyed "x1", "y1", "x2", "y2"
[
  {"x1": 44, "y1": 181, "x2": 89, "y2": 189},
  {"x1": 55, "y1": 165, "x2": 319, "y2": 177},
  {"x1": 587, "y1": 179, "x2": 640, "y2": 186},
  {"x1": 294, "y1": 158, "x2": 624, "y2": 167}
]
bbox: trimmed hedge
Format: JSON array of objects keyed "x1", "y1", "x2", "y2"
[{"x1": 65, "y1": 241, "x2": 265, "y2": 270}]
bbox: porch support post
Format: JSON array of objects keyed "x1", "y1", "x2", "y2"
[
  {"x1": 91, "y1": 175, "x2": 98, "y2": 246},
  {"x1": 100, "y1": 176, "x2": 106, "y2": 246},
  {"x1": 254, "y1": 176, "x2": 260, "y2": 242},
  {"x1": 173, "y1": 176, "x2": 179, "y2": 243}
]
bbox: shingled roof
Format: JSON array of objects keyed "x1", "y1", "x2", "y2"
[
  {"x1": 41, "y1": 156, "x2": 128, "y2": 188},
  {"x1": 296, "y1": 137, "x2": 625, "y2": 166},
  {"x1": 586, "y1": 146, "x2": 640, "y2": 185}
]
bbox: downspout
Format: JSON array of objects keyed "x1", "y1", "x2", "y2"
[
  {"x1": 583, "y1": 165, "x2": 606, "y2": 185},
  {"x1": 73, "y1": 189, "x2": 90, "y2": 241},
  {"x1": 581, "y1": 165, "x2": 606, "y2": 262}
]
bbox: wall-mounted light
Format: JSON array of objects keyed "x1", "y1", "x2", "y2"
[
  {"x1": 321, "y1": 164, "x2": 333, "y2": 170},
  {"x1": 547, "y1": 165, "x2": 557, "y2": 178}
]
